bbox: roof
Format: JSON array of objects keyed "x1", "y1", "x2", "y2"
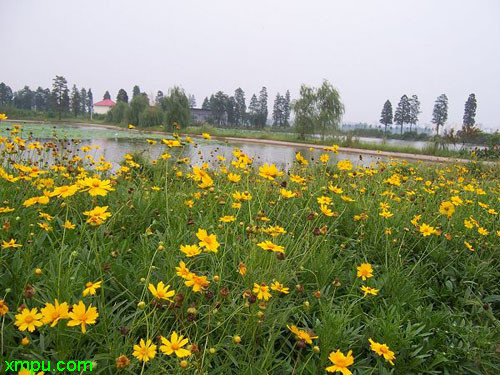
[{"x1": 94, "y1": 99, "x2": 116, "y2": 107}]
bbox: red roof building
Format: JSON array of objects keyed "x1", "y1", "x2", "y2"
[{"x1": 93, "y1": 98, "x2": 116, "y2": 114}]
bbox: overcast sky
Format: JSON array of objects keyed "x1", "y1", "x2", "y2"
[{"x1": 1, "y1": 0, "x2": 499, "y2": 129}]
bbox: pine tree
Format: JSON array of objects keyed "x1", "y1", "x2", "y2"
[
  {"x1": 380, "y1": 100, "x2": 393, "y2": 133},
  {"x1": 234, "y1": 88, "x2": 246, "y2": 126},
  {"x1": 103, "y1": 91, "x2": 111, "y2": 100},
  {"x1": 409, "y1": 95, "x2": 420, "y2": 132},
  {"x1": 463, "y1": 93, "x2": 477, "y2": 127},
  {"x1": 188, "y1": 94, "x2": 196, "y2": 108},
  {"x1": 70, "y1": 85, "x2": 81, "y2": 117},
  {"x1": 257, "y1": 87, "x2": 268, "y2": 128},
  {"x1": 80, "y1": 88, "x2": 87, "y2": 117},
  {"x1": 283, "y1": 90, "x2": 291, "y2": 127},
  {"x1": 0, "y1": 82, "x2": 14, "y2": 106},
  {"x1": 34, "y1": 87, "x2": 50, "y2": 111},
  {"x1": 272, "y1": 93, "x2": 283, "y2": 127},
  {"x1": 51, "y1": 75, "x2": 69, "y2": 120},
  {"x1": 431, "y1": 94, "x2": 448, "y2": 135},
  {"x1": 210, "y1": 91, "x2": 228, "y2": 126},
  {"x1": 202, "y1": 97, "x2": 210, "y2": 110},
  {"x1": 87, "y1": 89, "x2": 94, "y2": 118},
  {"x1": 394, "y1": 95, "x2": 410, "y2": 134},
  {"x1": 132, "y1": 85, "x2": 141, "y2": 99},
  {"x1": 226, "y1": 96, "x2": 236, "y2": 125},
  {"x1": 248, "y1": 94, "x2": 260, "y2": 127},
  {"x1": 117, "y1": 89, "x2": 128, "y2": 103}
]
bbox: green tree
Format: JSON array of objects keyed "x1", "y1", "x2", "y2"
[
  {"x1": 161, "y1": 86, "x2": 191, "y2": 129},
  {"x1": 103, "y1": 91, "x2": 111, "y2": 100},
  {"x1": 234, "y1": 88, "x2": 246, "y2": 127},
  {"x1": 140, "y1": 106, "x2": 164, "y2": 127},
  {"x1": 117, "y1": 89, "x2": 128, "y2": 103},
  {"x1": 272, "y1": 93, "x2": 284, "y2": 127},
  {"x1": 316, "y1": 80, "x2": 344, "y2": 140},
  {"x1": 0, "y1": 82, "x2": 13, "y2": 106},
  {"x1": 248, "y1": 94, "x2": 259, "y2": 127},
  {"x1": 35, "y1": 87, "x2": 50, "y2": 111},
  {"x1": 380, "y1": 100, "x2": 393, "y2": 133},
  {"x1": 292, "y1": 84, "x2": 316, "y2": 139},
  {"x1": 188, "y1": 94, "x2": 196, "y2": 108},
  {"x1": 283, "y1": 90, "x2": 291, "y2": 127},
  {"x1": 87, "y1": 89, "x2": 93, "y2": 118},
  {"x1": 394, "y1": 94, "x2": 410, "y2": 134},
  {"x1": 106, "y1": 101, "x2": 129, "y2": 124},
  {"x1": 70, "y1": 85, "x2": 81, "y2": 117},
  {"x1": 80, "y1": 88, "x2": 87, "y2": 117},
  {"x1": 210, "y1": 91, "x2": 228, "y2": 126},
  {"x1": 431, "y1": 94, "x2": 448, "y2": 135},
  {"x1": 463, "y1": 93, "x2": 477, "y2": 127},
  {"x1": 132, "y1": 85, "x2": 141, "y2": 99},
  {"x1": 128, "y1": 94, "x2": 149, "y2": 126},
  {"x1": 409, "y1": 94, "x2": 420, "y2": 132},
  {"x1": 51, "y1": 76, "x2": 69, "y2": 120},
  {"x1": 257, "y1": 87, "x2": 268, "y2": 128},
  {"x1": 13, "y1": 86, "x2": 34, "y2": 110},
  {"x1": 202, "y1": 97, "x2": 210, "y2": 110}
]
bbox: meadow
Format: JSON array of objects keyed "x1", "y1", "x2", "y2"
[{"x1": 0, "y1": 122, "x2": 499, "y2": 374}]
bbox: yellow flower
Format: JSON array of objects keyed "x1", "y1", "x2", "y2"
[
  {"x1": 296, "y1": 152, "x2": 308, "y2": 165},
  {"x1": 368, "y1": 338, "x2": 396, "y2": 365},
  {"x1": 219, "y1": 215, "x2": 236, "y2": 223},
  {"x1": 128, "y1": 124, "x2": 135, "y2": 129},
  {"x1": 252, "y1": 283, "x2": 271, "y2": 300},
  {"x1": 361, "y1": 285, "x2": 379, "y2": 296},
  {"x1": 176, "y1": 261, "x2": 191, "y2": 279},
  {"x1": 478, "y1": 227, "x2": 489, "y2": 236},
  {"x1": 79, "y1": 177, "x2": 114, "y2": 197},
  {"x1": 14, "y1": 308, "x2": 43, "y2": 332},
  {"x1": 41, "y1": 299, "x2": 69, "y2": 327},
  {"x1": 287, "y1": 324, "x2": 318, "y2": 344},
  {"x1": 133, "y1": 339, "x2": 157, "y2": 362},
  {"x1": 238, "y1": 262, "x2": 247, "y2": 276},
  {"x1": 185, "y1": 274, "x2": 210, "y2": 293},
  {"x1": 196, "y1": 228, "x2": 220, "y2": 253},
  {"x1": 464, "y1": 241, "x2": 474, "y2": 252},
  {"x1": 148, "y1": 281, "x2": 175, "y2": 301},
  {"x1": 320, "y1": 154, "x2": 329, "y2": 163},
  {"x1": 280, "y1": 188, "x2": 297, "y2": 199},
  {"x1": 410, "y1": 215, "x2": 421, "y2": 226},
  {"x1": 64, "y1": 220, "x2": 76, "y2": 229},
  {"x1": 2, "y1": 238, "x2": 22, "y2": 248},
  {"x1": 180, "y1": 244, "x2": 202, "y2": 257},
  {"x1": 0, "y1": 299, "x2": 8, "y2": 316},
  {"x1": 379, "y1": 210, "x2": 393, "y2": 219},
  {"x1": 257, "y1": 240, "x2": 285, "y2": 254},
  {"x1": 50, "y1": 184, "x2": 79, "y2": 198},
  {"x1": 258, "y1": 163, "x2": 284, "y2": 180},
  {"x1": 439, "y1": 201, "x2": 455, "y2": 218},
  {"x1": 67, "y1": 301, "x2": 98, "y2": 333},
  {"x1": 326, "y1": 350, "x2": 354, "y2": 374},
  {"x1": 83, "y1": 280, "x2": 102, "y2": 296},
  {"x1": 419, "y1": 223, "x2": 435, "y2": 237},
  {"x1": 160, "y1": 331, "x2": 191, "y2": 358},
  {"x1": 356, "y1": 263, "x2": 373, "y2": 280},
  {"x1": 270, "y1": 281, "x2": 289, "y2": 294},
  {"x1": 202, "y1": 133, "x2": 211, "y2": 139},
  {"x1": 320, "y1": 204, "x2": 334, "y2": 217},
  {"x1": 337, "y1": 160, "x2": 353, "y2": 171},
  {"x1": 23, "y1": 195, "x2": 50, "y2": 207},
  {"x1": 83, "y1": 206, "x2": 111, "y2": 226},
  {"x1": 228, "y1": 173, "x2": 241, "y2": 182}
]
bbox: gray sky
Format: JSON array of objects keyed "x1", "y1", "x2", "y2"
[{"x1": 1, "y1": 0, "x2": 499, "y2": 130}]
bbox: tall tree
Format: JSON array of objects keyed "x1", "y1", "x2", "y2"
[
  {"x1": 13, "y1": 86, "x2": 34, "y2": 110},
  {"x1": 409, "y1": 94, "x2": 420, "y2": 132},
  {"x1": 51, "y1": 76, "x2": 69, "y2": 119},
  {"x1": 463, "y1": 93, "x2": 477, "y2": 127},
  {"x1": 70, "y1": 85, "x2": 81, "y2": 117},
  {"x1": 316, "y1": 80, "x2": 345, "y2": 140},
  {"x1": 132, "y1": 85, "x2": 141, "y2": 99},
  {"x1": 188, "y1": 94, "x2": 196, "y2": 108},
  {"x1": 248, "y1": 94, "x2": 260, "y2": 127},
  {"x1": 394, "y1": 94, "x2": 411, "y2": 134},
  {"x1": 80, "y1": 88, "x2": 87, "y2": 117},
  {"x1": 202, "y1": 97, "x2": 210, "y2": 110},
  {"x1": 380, "y1": 100, "x2": 393, "y2": 133},
  {"x1": 87, "y1": 89, "x2": 94, "y2": 118},
  {"x1": 34, "y1": 87, "x2": 50, "y2": 111},
  {"x1": 234, "y1": 88, "x2": 246, "y2": 127},
  {"x1": 103, "y1": 91, "x2": 111, "y2": 100},
  {"x1": 117, "y1": 89, "x2": 128, "y2": 103},
  {"x1": 431, "y1": 94, "x2": 448, "y2": 135},
  {"x1": 161, "y1": 86, "x2": 191, "y2": 129},
  {"x1": 283, "y1": 90, "x2": 291, "y2": 127},
  {"x1": 272, "y1": 93, "x2": 284, "y2": 127},
  {"x1": 257, "y1": 87, "x2": 268, "y2": 128},
  {"x1": 0, "y1": 82, "x2": 13, "y2": 106},
  {"x1": 210, "y1": 91, "x2": 228, "y2": 126},
  {"x1": 292, "y1": 85, "x2": 316, "y2": 139}
]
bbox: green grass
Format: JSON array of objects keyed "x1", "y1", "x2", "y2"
[{"x1": 1, "y1": 132, "x2": 499, "y2": 374}]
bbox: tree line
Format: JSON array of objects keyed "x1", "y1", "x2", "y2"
[
  {"x1": 0, "y1": 77, "x2": 93, "y2": 120},
  {"x1": 380, "y1": 93, "x2": 478, "y2": 136}
]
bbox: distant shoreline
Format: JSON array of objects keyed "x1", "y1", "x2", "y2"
[{"x1": 2, "y1": 118, "x2": 492, "y2": 165}]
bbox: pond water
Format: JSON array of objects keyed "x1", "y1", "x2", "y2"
[{"x1": 0, "y1": 122, "x2": 405, "y2": 169}]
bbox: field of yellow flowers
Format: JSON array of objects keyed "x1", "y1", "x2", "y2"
[{"x1": 1, "y1": 122, "x2": 499, "y2": 374}]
